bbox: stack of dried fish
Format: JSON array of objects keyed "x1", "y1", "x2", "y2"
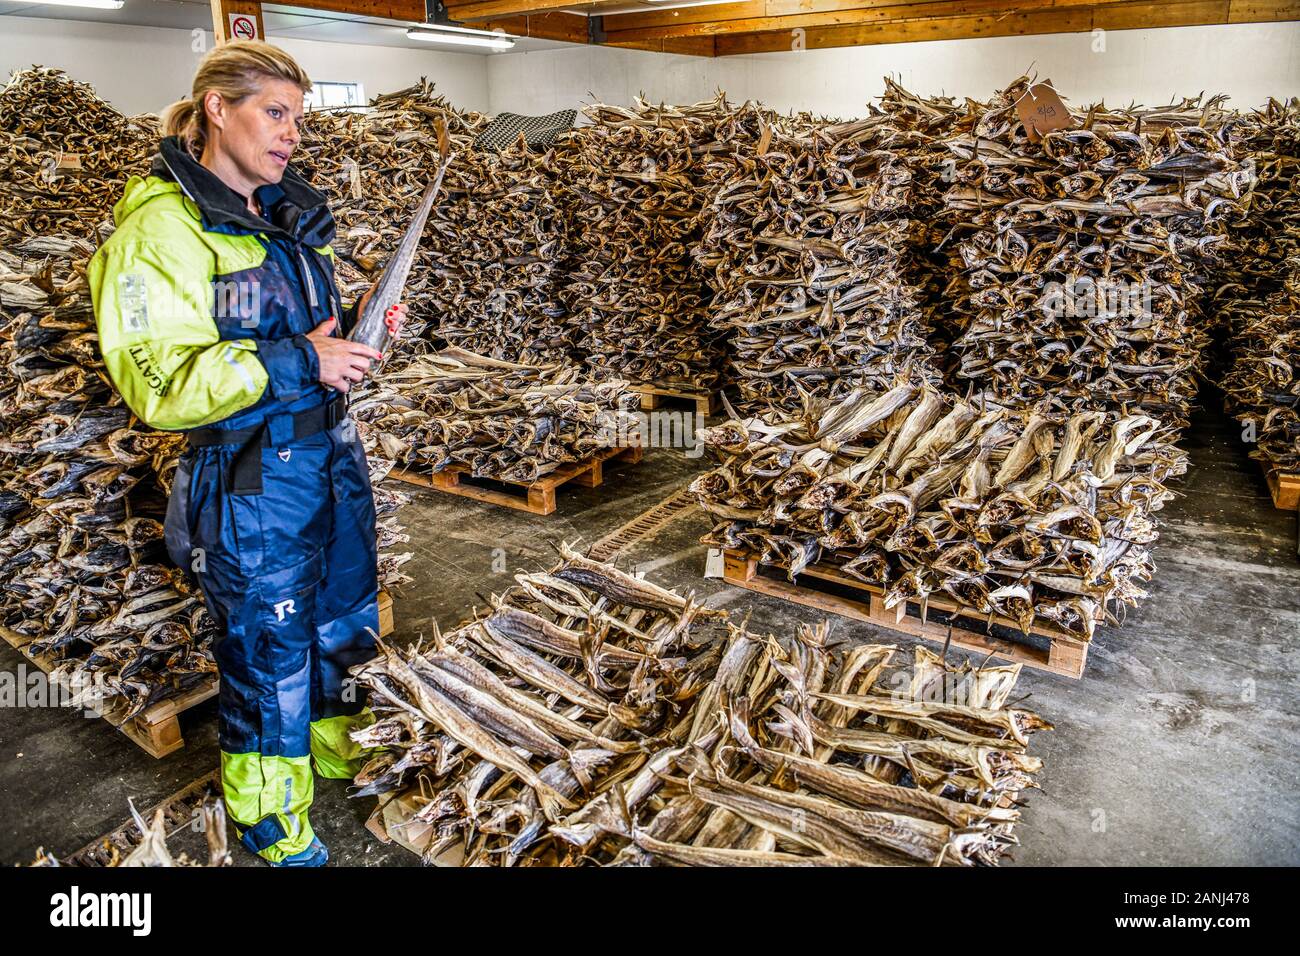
[
  {"x1": 0, "y1": 296, "x2": 217, "y2": 717},
  {"x1": 423, "y1": 144, "x2": 572, "y2": 363},
  {"x1": 0, "y1": 66, "x2": 159, "y2": 241},
  {"x1": 295, "y1": 81, "x2": 488, "y2": 354},
  {"x1": 877, "y1": 79, "x2": 967, "y2": 359},
  {"x1": 33, "y1": 797, "x2": 231, "y2": 868},
  {"x1": 595, "y1": 625, "x2": 1049, "y2": 867},
  {"x1": 348, "y1": 549, "x2": 1050, "y2": 866},
  {"x1": 352, "y1": 349, "x2": 640, "y2": 483},
  {"x1": 690, "y1": 377, "x2": 1186, "y2": 640},
  {"x1": 942, "y1": 77, "x2": 1254, "y2": 426},
  {"x1": 361, "y1": 440, "x2": 416, "y2": 591},
  {"x1": 1221, "y1": 258, "x2": 1300, "y2": 478},
  {"x1": 1219, "y1": 98, "x2": 1300, "y2": 300},
  {"x1": 557, "y1": 98, "x2": 728, "y2": 392},
  {"x1": 1216, "y1": 101, "x2": 1300, "y2": 480},
  {"x1": 350, "y1": 545, "x2": 731, "y2": 863},
  {"x1": 0, "y1": 68, "x2": 216, "y2": 717},
  {"x1": 695, "y1": 106, "x2": 940, "y2": 412}
]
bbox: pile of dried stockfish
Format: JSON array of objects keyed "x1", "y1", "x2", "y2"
[
  {"x1": 1215, "y1": 100, "x2": 1300, "y2": 478},
  {"x1": 695, "y1": 104, "x2": 940, "y2": 413},
  {"x1": 349, "y1": 549, "x2": 1050, "y2": 866},
  {"x1": 0, "y1": 69, "x2": 411, "y2": 719},
  {"x1": 689, "y1": 376, "x2": 1186, "y2": 640},
  {"x1": 877, "y1": 78, "x2": 967, "y2": 357},
  {"x1": 0, "y1": 68, "x2": 217, "y2": 717},
  {"x1": 1219, "y1": 98, "x2": 1300, "y2": 301},
  {"x1": 557, "y1": 97, "x2": 728, "y2": 392},
  {"x1": 941, "y1": 76, "x2": 1254, "y2": 426},
  {"x1": 295, "y1": 80, "x2": 488, "y2": 353},
  {"x1": 0, "y1": 66, "x2": 159, "y2": 241},
  {"x1": 1221, "y1": 258, "x2": 1300, "y2": 478},
  {"x1": 424, "y1": 143, "x2": 572, "y2": 364},
  {"x1": 352, "y1": 348, "x2": 640, "y2": 483},
  {"x1": 0, "y1": 273, "x2": 218, "y2": 716}
]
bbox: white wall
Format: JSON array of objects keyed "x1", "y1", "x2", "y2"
[
  {"x1": 3, "y1": 17, "x2": 1297, "y2": 122},
  {"x1": 0, "y1": 17, "x2": 490, "y2": 117},
  {"x1": 488, "y1": 22, "x2": 1300, "y2": 117}
]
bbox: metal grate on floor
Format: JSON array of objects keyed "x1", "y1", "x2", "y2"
[
  {"x1": 63, "y1": 768, "x2": 221, "y2": 867},
  {"x1": 586, "y1": 488, "x2": 698, "y2": 562}
]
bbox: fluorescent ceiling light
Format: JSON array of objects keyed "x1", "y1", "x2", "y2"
[
  {"x1": 407, "y1": 27, "x2": 515, "y2": 50},
  {"x1": 28, "y1": 0, "x2": 124, "y2": 7}
]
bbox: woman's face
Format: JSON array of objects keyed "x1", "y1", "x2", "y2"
[{"x1": 204, "y1": 78, "x2": 305, "y2": 193}]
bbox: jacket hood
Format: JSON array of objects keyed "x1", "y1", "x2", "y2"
[
  {"x1": 120, "y1": 136, "x2": 336, "y2": 246},
  {"x1": 113, "y1": 173, "x2": 184, "y2": 227}
]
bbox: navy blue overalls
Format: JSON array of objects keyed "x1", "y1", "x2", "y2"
[{"x1": 147, "y1": 138, "x2": 379, "y2": 861}]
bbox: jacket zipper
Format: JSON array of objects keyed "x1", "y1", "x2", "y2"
[{"x1": 297, "y1": 249, "x2": 319, "y2": 309}]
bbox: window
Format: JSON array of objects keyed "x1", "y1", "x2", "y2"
[{"x1": 306, "y1": 81, "x2": 366, "y2": 111}]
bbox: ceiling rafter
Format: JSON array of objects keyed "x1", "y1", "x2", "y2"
[{"x1": 439, "y1": 0, "x2": 1298, "y2": 57}]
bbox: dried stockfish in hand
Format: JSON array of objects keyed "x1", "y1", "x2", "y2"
[
  {"x1": 294, "y1": 79, "x2": 487, "y2": 360},
  {"x1": 688, "y1": 377, "x2": 1186, "y2": 640}
]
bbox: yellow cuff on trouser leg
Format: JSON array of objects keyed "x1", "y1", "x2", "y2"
[
  {"x1": 221, "y1": 752, "x2": 316, "y2": 863},
  {"x1": 310, "y1": 708, "x2": 379, "y2": 779}
]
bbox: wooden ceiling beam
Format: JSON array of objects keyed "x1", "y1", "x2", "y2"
[
  {"x1": 606, "y1": 34, "x2": 719, "y2": 54},
  {"x1": 606, "y1": 0, "x2": 1122, "y2": 42},
  {"x1": 441, "y1": 0, "x2": 1296, "y2": 51},
  {"x1": 476, "y1": 11, "x2": 592, "y2": 43},
  {"x1": 271, "y1": 0, "x2": 427, "y2": 20},
  {"x1": 712, "y1": 0, "x2": 1298, "y2": 54},
  {"x1": 447, "y1": 0, "x2": 592, "y2": 20}
]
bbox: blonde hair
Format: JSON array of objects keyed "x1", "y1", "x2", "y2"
[{"x1": 162, "y1": 40, "x2": 311, "y2": 159}]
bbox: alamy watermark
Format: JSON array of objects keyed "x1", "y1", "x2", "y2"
[
  {"x1": 0, "y1": 664, "x2": 113, "y2": 718},
  {"x1": 1041, "y1": 278, "x2": 1153, "y2": 321},
  {"x1": 116, "y1": 273, "x2": 262, "y2": 332},
  {"x1": 596, "y1": 409, "x2": 705, "y2": 458}
]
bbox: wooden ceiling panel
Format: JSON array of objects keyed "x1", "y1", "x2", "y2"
[{"x1": 432, "y1": 0, "x2": 1300, "y2": 56}]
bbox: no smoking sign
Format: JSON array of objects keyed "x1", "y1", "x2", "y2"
[{"x1": 228, "y1": 14, "x2": 259, "y2": 41}]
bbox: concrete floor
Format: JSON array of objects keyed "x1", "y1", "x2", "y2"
[{"x1": 2, "y1": 404, "x2": 1297, "y2": 866}]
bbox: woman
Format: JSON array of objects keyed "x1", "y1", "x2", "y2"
[{"x1": 88, "y1": 41, "x2": 406, "y2": 866}]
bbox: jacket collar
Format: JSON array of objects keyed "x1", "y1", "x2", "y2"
[{"x1": 152, "y1": 136, "x2": 335, "y2": 246}]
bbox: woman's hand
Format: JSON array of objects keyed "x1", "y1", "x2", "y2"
[
  {"x1": 307, "y1": 318, "x2": 381, "y2": 393},
  {"x1": 384, "y1": 302, "x2": 409, "y2": 337},
  {"x1": 357, "y1": 283, "x2": 409, "y2": 339}
]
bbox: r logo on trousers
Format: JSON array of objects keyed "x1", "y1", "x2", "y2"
[{"x1": 274, "y1": 599, "x2": 296, "y2": 622}]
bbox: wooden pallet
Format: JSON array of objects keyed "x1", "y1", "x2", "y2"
[
  {"x1": 389, "y1": 446, "x2": 643, "y2": 516},
  {"x1": 1, "y1": 590, "x2": 395, "y2": 759},
  {"x1": 1266, "y1": 470, "x2": 1299, "y2": 511},
  {"x1": 631, "y1": 383, "x2": 719, "y2": 418},
  {"x1": 720, "y1": 550, "x2": 1090, "y2": 679}
]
